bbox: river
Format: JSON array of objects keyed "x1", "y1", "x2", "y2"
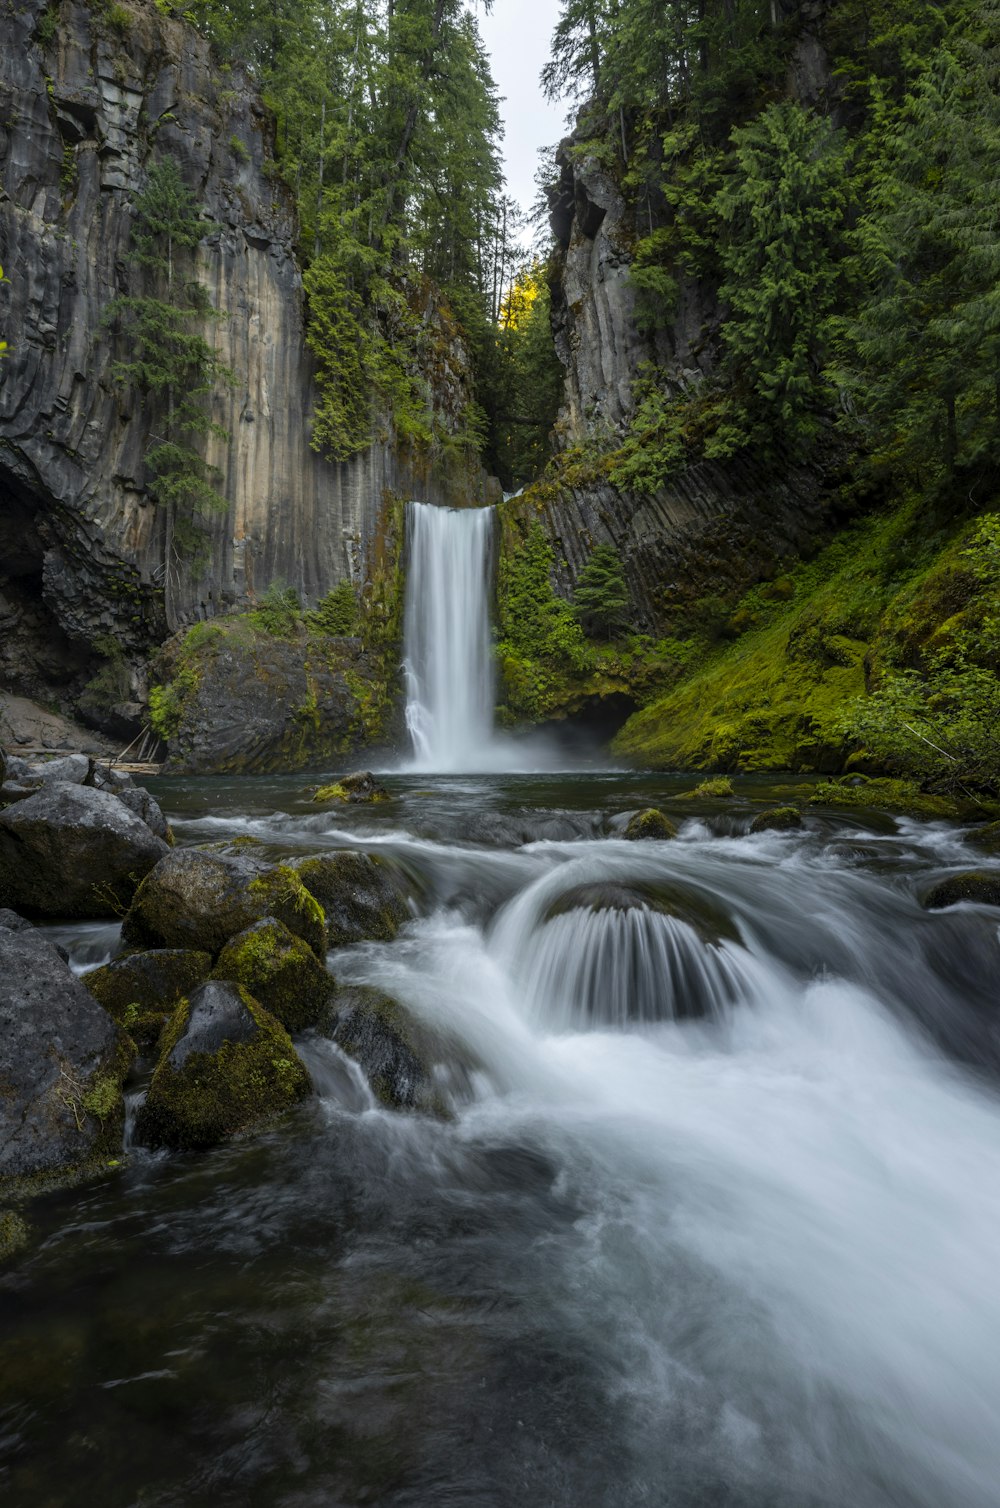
[{"x1": 3, "y1": 768, "x2": 1000, "y2": 1507}]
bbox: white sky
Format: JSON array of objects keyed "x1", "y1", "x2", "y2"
[{"x1": 476, "y1": 0, "x2": 568, "y2": 242}]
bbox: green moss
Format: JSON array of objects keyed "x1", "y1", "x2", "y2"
[
  {"x1": 685, "y1": 777, "x2": 735, "y2": 798},
  {"x1": 749, "y1": 805, "x2": 803, "y2": 833},
  {"x1": 0, "y1": 1210, "x2": 29, "y2": 1262},
  {"x1": 246, "y1": 866, "x2": 326, "y2": 957},
  {"x1": 923, "y1": 871, "x2": 1000, "y2": 909},
  {"x1": 137, "y1": 986, "x2": 311, "y2": 1150},
  {"x1": 213, "y1": 919, "x2": 336, "y2": 1032},
  {"x1": 311, "y1": 783, "x2": 350, "y2": 803},
  {"x1": 809, "y1": 777, "x2": 960, "y2": 819},
  {"x1": 623, "y1": 808, "x2": 678, "y2": 839}
]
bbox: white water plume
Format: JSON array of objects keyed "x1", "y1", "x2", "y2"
[{"x1": 402, "y1": 501, "x2": 496, "y2": 771}]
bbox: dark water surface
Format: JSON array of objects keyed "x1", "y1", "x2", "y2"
[{"x1": 3, "y1": 772, "x2": 1000, "y2": 1507}]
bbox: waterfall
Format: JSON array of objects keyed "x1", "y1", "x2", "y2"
[{"x1": 403, "y1": 501, "x2": 496, "y2": 771}]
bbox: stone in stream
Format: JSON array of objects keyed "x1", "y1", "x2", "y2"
[
  {"x1": 0, "y1": 782, "x2": 170, "y2": 917},
  {"x1": 291, "y1": 851, "x2": 410, "y2": 947},
  {"x1": 311, "y1": 770, "x2": 390, "y2": 804},
  {"x1": 134, "y1": 981, "x2": 311, "y2": 1151},
  {"x1": 333, "y1": 985, "x2": 468, "y2": 1116},
  {"x1": 546, "y1": 879, "x2": 738, "y2": 946},
  {"x1": 213, "y1": 918, "x2": 337, "y2": 1032},
  {"x1": 923, "y1": 871, "x2": 1000, "y2": 911},
  {"x1": 0, "y1": 927, "x2": 133, "y2": 1194},
  {"x1": 122, "y1": 849, "x2": 326, "y2": 959},
  {"x1": 84, "y1": 948, "x2": 213, "y2": 1050},
  {"x1": 749, "y1": 806, "x2": 803, "y2": 834},
  {"x1": 623, "y1": 808, "x2": 677, "y2": 840}
]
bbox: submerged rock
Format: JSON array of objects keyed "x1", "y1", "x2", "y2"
[
  {"x1": 84, "y1": 948, "x2": 213, "y2": 1049},
  {"x1": 311, "y1": 770, "x2": 389, "y2": 804},
  {"x1": 122, "y1": 850, "x2": 326, "y2": 959},
  {"x1": 0, "y1": 927, "x2": 132, "y2": 1193},
  {"x1": 213, "y1": 918, "x2": 336, "y2": 1032},
  {"x1": 623, "y1": 808, "x2": 677, "y2": 840},
  {"x1": 334, "y1": 985, "x2": 463, "y2": 1115},
  {"x1": 923, "y1": 872, "x2": 1000, "y2": 911},
  {"x1": 135, "y1": 981, "x2": 311, "y2": 1151},
  {"x1": 546, "y1": 879, "x2": 737, "y2": 945},
  {"x1": 292, "y1": 851, "x2": 410, "y2": 946},
  {"x1": 0, "y1": 782, "x2": 169, "y2": 917},
  {"x1": 749, "y1": 806, "x2": 803, "y2": 834}
]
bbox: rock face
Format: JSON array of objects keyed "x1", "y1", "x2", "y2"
[
  {"x1": 292, "y1": 852, "x2": 411, "y2": 948},
  {"x1": 122, "y1": 849, "x2": 326, "y2": 957},
  {"x1": 0, "y1": 925, "x2": 131, "y2": 1191},
  {"x1": 0, "y1": 0, "x2": 492, "y2": 718},
  {"x1": 0, "y1": 781, "x2": 169, "y2": 916},
  {"x1": 213, "y1": 918, "x2": 336, "y2": 1032},
  {"x1": 134, "y1": 980, "x2": 310, "y2": 1150}
]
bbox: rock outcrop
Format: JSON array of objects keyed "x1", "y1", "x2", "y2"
[{"x1": 0, "y1": 0, "x2": 492, "y2": 723}]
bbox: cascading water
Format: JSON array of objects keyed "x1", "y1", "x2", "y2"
[{"x1": 402, "y1": 501, "x2": 496, "y2": 771}]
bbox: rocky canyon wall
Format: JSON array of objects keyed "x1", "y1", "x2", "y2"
[{"x1": 0, "y1": 0, "x2": 488, "y2": 717}]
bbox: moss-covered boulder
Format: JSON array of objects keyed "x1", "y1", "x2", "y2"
[
  {"x1": 0, "y1": 1209, "x2": 29, "y2": 1261},
  {"x1": 213, "y1": 918, "x2": 336, "y2": 1032},
  {"x1": 291, "y1": 851, "x2": 410, "y2": 947},
  {"x1": 0, "y1": 782, "x2": 169, "y2": 917},
  {"x1": 0, "y1": 927, "x2": 133, "y2": 1195},
  {"x1": 545, "y1": 879, "x2": 737, "y2": 945},
  {"x1": 122, "y1": 850, "x2": 326, "y2": 959},
  {"x1": 311, "y1": 770, "x2": 389, "y2": 804},
  {"x1": 749, "y1": 806, "x2": 803, "y2": 834},
  {"x1": 809, "y1": 777, "x2": 959, "y2": 819},
  {"x1": 681, "y1": 777, "x2": 735, "y2": 799},
  {"x1": 333, "y1": 985, "x2": 465, "y2": 1116},
  {"x1": 84, "y1": 948, "x2": 212, "y2": 1049},
  {"x1": 965, "y1": 821, "x2": 1000, "y2": 855},
  {"x1": 134, "y1": 981, "x2": 311, "y2": 1151},
  {"x1": 923, "y1": 871, "x2": 1000, "y2": 911},
  {"x1": 623, "y1": 808, "x2": 677, "y2": 840}
]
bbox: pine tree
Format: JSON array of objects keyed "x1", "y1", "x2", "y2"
[
  {"x1": 106, "y1": 158, "x2": 235, "y2": 600},
  {"x1": 573, "y1": 543, "x2": 630, "y2": 637}
]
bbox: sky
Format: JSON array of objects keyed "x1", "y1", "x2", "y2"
[{"x1": 476, "y1": 0, "x2": 568, "y2": 244}]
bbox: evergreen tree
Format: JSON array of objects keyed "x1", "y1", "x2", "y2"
[
  {"x1": 711, "y1": 101, "x2": 848, "y2": 459},
  {"x1": 573, "y1": 543, "x2": 630, "y2": 637},
  {"x1": 106, "y1": 158, "x2": 235, "y2": 603}
]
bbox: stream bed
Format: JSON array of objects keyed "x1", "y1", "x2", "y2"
[{"x1": 3, "y1": 771, "x2": 1000, "y2": 1508}]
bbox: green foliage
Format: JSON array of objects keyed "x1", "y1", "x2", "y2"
[
  {"x1": 105, "y1": 158, "x2": 235, "y2": 563},
  {"x1": 711, "y1": 102, "x2": 849, "y2": 460},
  {"x1": 229, "y1": 133, "x2": 250, "y2": 162},
  {"x1": 252, "y1": 582, "x2": 302, "y2": 636},
  {"x1": 305, "y1": 580, "x2": 358, "y2": 636},
  {"x1": 573, "y1": 543, "x2": 630, "y2": 637}
]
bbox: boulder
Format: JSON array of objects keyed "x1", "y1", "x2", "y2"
[
  {"x1": 0, "y1": 927, "x2": 132, "y2": 1193},
  {"x1": 116, "y1": 785, "x2": 171, "y2": 843},
  {"x1": 292, "y1": 851, "x2": 410, "y2": 946},
  {"x1": 134, "y1": 981, "x2": 311, "y2": 1150},
  {"x1": 923, "y1": 871, "x2": 1000, "y2": 911},
  {"x1": 546, "y1": 879, "x2": 737, "y2": 945},
  {"x1": 965, "y1": 821, "x2": 1000, "y2": 855},
  {"x1": 22, "y1": 753, "x2": 91, "y2": 787},
  {"x1": 84, "y1": 948, "x2": 213, "y2": 1049},
  {"x1": 122, "y1": 850, "x2": 326, "y2": 959},
  {"x1": 749, "y1": 806, "x2": 803, "y2": 834},
  {"x1": 0, "y1": 782, "x2": 170, "y2": 917},
  {"x1": 311, "y1": 770, "x2": 389, "y2": 804},
  {"x1": 333, "y1": 985, "x2": 457, "y2": 1115},
  {"x1": 0, "y1": 908, "x2": 32, "y2": 933},
  {"x1": 213, "y1": 918, "x2": 336, "y2": 1032},
  {"x1": 623, "y1": 808, "x2": 677, "y2": 840}
]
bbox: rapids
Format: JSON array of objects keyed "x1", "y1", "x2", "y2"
[{"x1": 3, "y1": 771, "x2": 1000, "y2": 1507}]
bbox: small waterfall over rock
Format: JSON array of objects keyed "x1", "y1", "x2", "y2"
[{"x1": 403, "y1": 501, "x2": 496, "y2": 771}]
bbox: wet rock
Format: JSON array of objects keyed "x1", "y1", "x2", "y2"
[
  {"x1": 135, "y1": 981, "x2": 311, "y2": 1151},
  {"x1": 965, "y1": 821, "x2": 1000, "y2": 855},
  {"x1": 0, "y1": 908, "x2": 32, "y2": 933},
  {"x1": 682, "y1": 778, "x2": 735, "y2": 799},
  {"x1": 546, "y1": 880, "x2": 737, "y2": 944},
  {"x1": 333, "y1": 985, "x2": 459, "y2": 1116},
  {"x1": 0, "y1": 1209, "x2": 30, "y2": 1261},
  {"x1": 0, "y1": 928, "x2": 132, "y2": 1194},
  {"x1": 84, "y1": 948, "x2": 213, "y2": 1049},
  {"x1": 623, "y1": 808, "x2": 677, "y2": 840},
  {"x1": 749, "y1": 806, "x2": 803, "y2": 834},
  {"x1": 923, "y1": 872, "x2": 1000, "y2": 911},
  {"x1": 122, "y1": 850, "x2": 326, "y2": 959},
  {"x1": 292, "y1": 852, "x2": 410, "y2": 947},
  {"x1": 213, "y1": 918, "x2": 336, "y2": 1032},
  {"x1": 116, "y1": 785, "x2": 171, "y2": 843},
  {"x1": 312, "y1": 770, "x2": 389, "y2": 804},
  {"x1": 0, "y1": 782, "x2": 169, "y2": 918}
]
